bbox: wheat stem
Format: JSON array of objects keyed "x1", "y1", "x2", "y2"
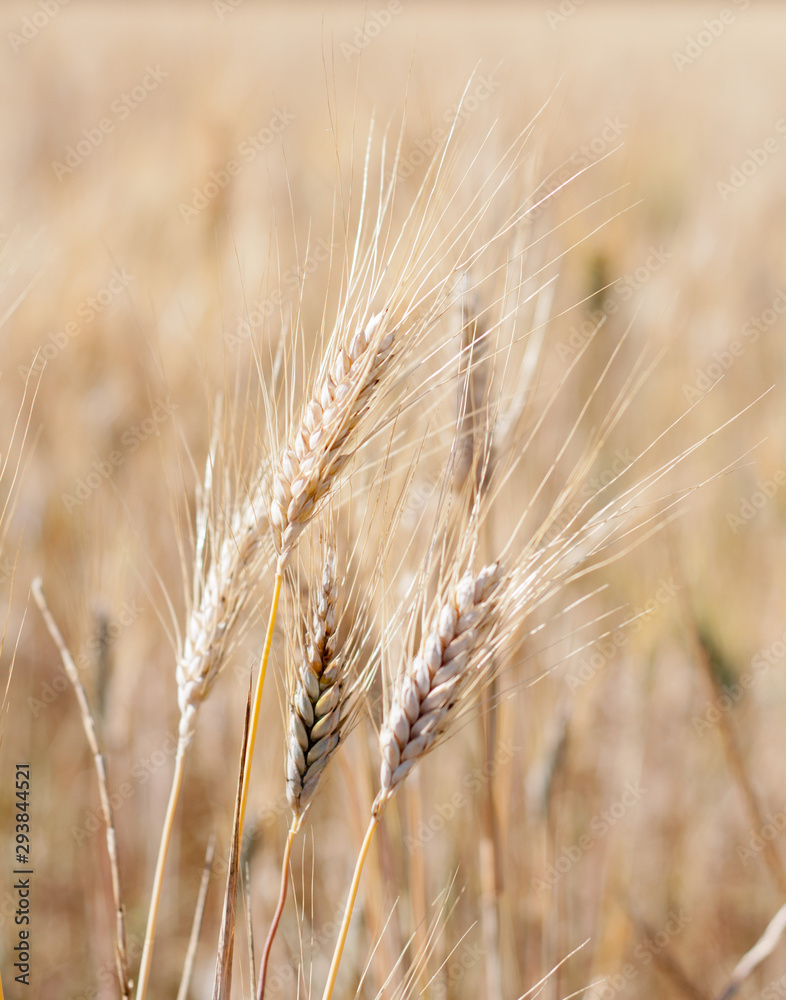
[
  {"x1": 321, "y1": 814, "x2": 380, "y2": 1000},
  {"x1": 177, "y1": 835, "x2": 216, "y2": 1000},
  {"x1": 136, "y1": 745, "x2": 187, "y2": 1000},
  {"x1": 257, "y1": 823, "x2": 297, "y2": 1000},
  {"x1": 238, "y1": 567, "x2": 284, "y2": 836},
  {"x1": 32, "y1": 579, "x2": 132, "y2": 999}
]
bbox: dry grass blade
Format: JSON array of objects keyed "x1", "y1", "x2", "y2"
[
  {"x1": 213, "y1": 685, "x2": 253, "y2": 1000},
  {"x1": 31, "y1": 578, "x2": 131, "y2": 1000},
  {"x1": 687, "y1": 607, "x2": 786, "y2": 898}
]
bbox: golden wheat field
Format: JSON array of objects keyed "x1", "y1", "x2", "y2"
[{"x1": 2, "y1": 2, "x2": 786, "y2": 999}]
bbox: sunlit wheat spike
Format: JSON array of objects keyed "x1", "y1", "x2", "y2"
[
  {"x1": 286, "y1": 545, "x2": 347, "y2": 817},
  {"x1": 177, "y1": 482, "x2": 269, "y2": 748},
  {"x1": 270, "y1": 312, "x2": 394, "y2": 567},
  {"x1": 375, "y1": 562, "x2": 502, "y2": 811}
]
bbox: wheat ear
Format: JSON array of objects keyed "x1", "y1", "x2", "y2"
[
  {"x1": 236, "y1": 311, "x2": 396, "y2": 851},
  {"x1": 321, "y1": 563, "x2": 502, "y2": 1000},
  {"x1": 136, "y1": 475, "x2": 270, "y2": 1000},
  {"x1": 286, "y1": 545, "x2": 346, "y2": 815},
  {"x1": 258, "y1": 544, "x2": 355, "y2": 999},
  {"x1": 270, "y1": 312, "x2": 394, "y2": 566}
]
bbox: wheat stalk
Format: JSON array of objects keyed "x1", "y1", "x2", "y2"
[
  {"x1": 137, "y1": 460, "x2": 271, "y2": 1000},
  {"x1": 234, "y1": 310, "x2": 400, "y2": 876},
  {"x1": 321, "y1": 561, "x2": 504, "y2": 1000},
  {"x1": 257, "y1": 542, "x2": 355, "y2": 999}
]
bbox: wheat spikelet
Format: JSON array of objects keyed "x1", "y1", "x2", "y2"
[
  {"x1": 177, "y1": 484, "x2": 270, "y2": 747},
  {"x1": 270, "y1": 313, "x2": 394, "y2": 567},
  {"x1": 375, "y1": 562, "x2": 502, "y2": 812},
  {"x1": 286, "y1": 545, "x2": 348, "y2": 817}
]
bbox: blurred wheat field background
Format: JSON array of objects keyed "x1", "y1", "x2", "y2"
[{"x1": 2, "y1": 2, "x2": 786, "y2": 999}]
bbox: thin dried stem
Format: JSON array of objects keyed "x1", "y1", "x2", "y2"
[
  {"x1": 213, "y1": 688, "x2": 253, "y2": 1000},
  {"x1": 257, "y1": 824, "x2": 296, "y2": 1000},
  {"x1": 176, "y1": 835, "x2": 216, "y2": 1000},
  {"x1": 137, "y1": 747, "x2": 187, "y2": 1000},
  {"x1": 31, "y1": 579, "x2": 131, "y2": 1000},
  {"x1": 714, "y1": 903, "x2": 786, "y2": 1000},
  {"x1": 237, "y1": 568, "x2": 283, "y2": 842},
  {"x1": 321, "y1": 815, "x2": 380, "y2": 1000},
  {"x1": 688, "y1": 615, "x2": 786, "y2": 898}
]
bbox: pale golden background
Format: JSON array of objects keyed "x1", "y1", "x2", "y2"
[{"x1": 2, "y1": 2, "x2": 786, "y2": 999}]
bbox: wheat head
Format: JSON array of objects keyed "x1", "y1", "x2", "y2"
[
  {"x1": 270, "y1": 312, "x2": 394, "y2": 568},
  {"x1": 177, "y1": 480, "x2": 270, "y2": 748},
  {"x1": 286, "y1": 544, "x2": 351, "y2": 817},
  {"x1": 375, "y1": 562, "x2": 502, "y2": 813}
]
